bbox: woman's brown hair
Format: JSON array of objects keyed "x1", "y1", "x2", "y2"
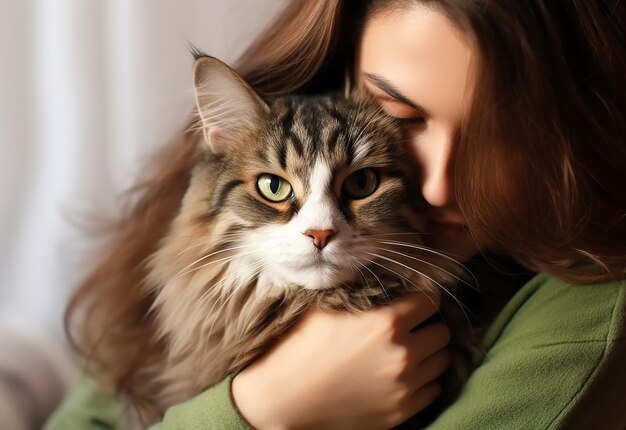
[
  {"x1": 239, "y1": 0, "x2": 626, "y2": 282},
  {"x1": 448, "y1": 0, "x2": 626, "y2": 282},
  {"x1": 66, "y1": 0, "x2": 626, "y2": 417}
]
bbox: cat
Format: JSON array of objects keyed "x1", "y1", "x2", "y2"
[{"x1": 134, "y1": 54, "x2": 473, "y2": 426}]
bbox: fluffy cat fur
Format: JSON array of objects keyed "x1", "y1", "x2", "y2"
[{"x1": 131, "y1": 56, "x2": 472, "y2": 425}]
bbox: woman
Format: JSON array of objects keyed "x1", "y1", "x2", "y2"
[{"x1": 46, "y1": 0, "x2": 626, "y2": 429}]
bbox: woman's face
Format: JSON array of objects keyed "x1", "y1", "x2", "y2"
[{"x1": 358, "y1": 5, "x2": 479, "y2": 259}]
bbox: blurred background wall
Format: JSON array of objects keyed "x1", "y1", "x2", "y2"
[{"x1": 0, "y1": 0, "x2": 288, "y2": 339}]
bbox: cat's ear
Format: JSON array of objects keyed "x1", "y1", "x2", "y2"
[{"x1": 193, "y1": 56, "x2": 267, "y2": 154}]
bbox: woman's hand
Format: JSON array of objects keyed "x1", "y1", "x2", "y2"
[{"x1": 232, "y1": 293, "x2": 451, "y2": 430}]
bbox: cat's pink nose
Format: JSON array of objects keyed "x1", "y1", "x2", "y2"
[{"x1": 304, "y1": 229, "x2": 336, "y2": 249}]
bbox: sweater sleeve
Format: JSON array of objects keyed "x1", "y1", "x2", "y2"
[
  {"x1": 44, "y1": 373, "x2": 250, "y2": 430},
  {"x1": 43, "y1": 373, "x2": 123, "y2": 430},
  {"x1": 148, "y1": 375, "x2": 251, "y2": 430},
  {"x1": 45, "y1": 275, "x2": 626, "y2": 430},
  {"x1": 428, "y1": 275, "x2": 626, "y2": 429}
]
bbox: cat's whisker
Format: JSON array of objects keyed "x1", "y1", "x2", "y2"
[
  {"x1": 365, "y1": 252, "x2": 475, "y2": 327},
  {"x1": 174, "y1": 242, "x2": 212, "y2": 259},
  {"x1": 174, "y1": 244, "x2": 254, "y2": 276},
  {"x1": 176, "y1": 253, "x2": 236, "y2": 278},
  {"x1": 173, "y1": 238, "x2": 253, "y2": 259},
  {"x1": 203, "y1": 262, "x2": 267, "y2": 348},
  {"x1": 190, "y1": 256, "x2": 259, "y2": 314},
  {"x1": 176, "y1": 256, "x2": 234, "y2": 282},
  {"x1": 350, "y1": 257, "x2": 371, "y2": 290},
  {"x1": 196, "y1": 257, "x2": 265, "y2": 331},
  {"x1": 379, "y1": 240, "x2": 463, "y2": 260},
  {"x1": 352, "y1": 256, "x2": 392, "y2": 303},
  {"x1": 195, "y1": 257, "x2": 251, "y2": 301},
  {"x1": 338, "y1": 281, "x2": 352, "y2": 292},
  {"x1": 360, "y1": 255, "x2": 465, "y2": 329},
  {"x1": 372, "y1": 244, "x2": 477, "y2": 291},
  {"x1": 373, "y1": 257, "x2": 444, "y2": 311},
  {"x1": 167, "y1": 231, "x2": 245, "y2": 240},
  {"x1": 365, "y1": 232, "x2": 428, "y2": 237},
  {"x1": 176, "y1": 248, "x2": 259, "y2": 278},
  {"x1": 235, "y1": 270, "x2": 270, "y2": 338},
  {"x1": 377, "y1": 240, "x2": 479, "y2": 288},
  {"x1": 358, "y1": 255, "x2": 440, "y2": 309},
  {"x1": 204, "y1": 263, "x2": 262, "y2": 318}
]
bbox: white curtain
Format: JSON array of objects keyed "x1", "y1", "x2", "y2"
[{"x1": 0, "y1": 0, "x2": 287, "y2": 338}]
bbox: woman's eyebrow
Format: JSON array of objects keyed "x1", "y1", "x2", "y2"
[{"x1": 361, "y1": 72, "x2": 429, "y2": 116}]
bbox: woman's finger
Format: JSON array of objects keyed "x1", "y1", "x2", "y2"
[
  {"x1": 406, "y1": 348, "x2": 452, "y2": 388},
  {"x1": 405, "y1": 322, "x2": 451, "y2": 361},
  {"x1": 393, "y1": 381, "x2": 442, "y2": 426},
  {"x1": 387, "y1": 292, "x2": 441, "y2": 331}
]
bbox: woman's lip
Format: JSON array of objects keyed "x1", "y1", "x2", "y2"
[{"x1": 427, "y1": 219, "x2": 466, "y2": 238}]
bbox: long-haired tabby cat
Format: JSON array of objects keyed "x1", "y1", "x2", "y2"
[{"x1": 78, "y1": 54, "x2": 475, "y2": 427}]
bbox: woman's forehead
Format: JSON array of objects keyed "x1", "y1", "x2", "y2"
[{"x1": 357, "y1": 5, "x2": 474, "y2": 124}]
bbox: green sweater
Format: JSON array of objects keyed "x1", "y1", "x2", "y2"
[{"x1": 45, "y1": 273, "x2": 626, "y2": 429}]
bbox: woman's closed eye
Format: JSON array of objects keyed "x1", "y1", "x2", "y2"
[
  {"x1": 360, "y1": 73, "x2": 428, "y2": 126},
  {"x1": 393, "y1": 116, "x2": 426, "y2": 125},
  {"x1": 384, "y1": 108, "x2": 426, "y2": 126},
  {"x1": 375, "y1": 97, "x2": 426, "y2": 126}
]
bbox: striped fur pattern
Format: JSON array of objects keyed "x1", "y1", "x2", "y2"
[{"x1": 139, "y1": 57, "x2": 467, "y2": 424}]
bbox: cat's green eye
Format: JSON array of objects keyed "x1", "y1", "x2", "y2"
[
  {"x1": 343, "y1": 168, "x2": 379, "y2": 199},
  {"x1": 257, "y1": 174, "x2": 293, "y2": 202}
]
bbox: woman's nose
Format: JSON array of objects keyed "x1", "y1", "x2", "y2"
[{"x1": 419, "y1": 132, "x2": 455, "y2": 208}]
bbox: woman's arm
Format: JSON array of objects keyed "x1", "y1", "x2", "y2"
[
  {"x1": 47, "y1": 275, "x2": 626, "y2": 429},
  {"x1": 232, "y1": 292, "x2": 451, "y2": 429},
  {"x1": 43, "y1": 373, "x2": 122, "y2": 430},
  {"x1": 151, "y1": 292, "x2": 451, "y2": 429},
  {"x1": 429, "y1": 274, "x2": 626, "y2": 429},
  {"x1": 46, "y1": 292, "x2": 451, "y2": 430}
]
